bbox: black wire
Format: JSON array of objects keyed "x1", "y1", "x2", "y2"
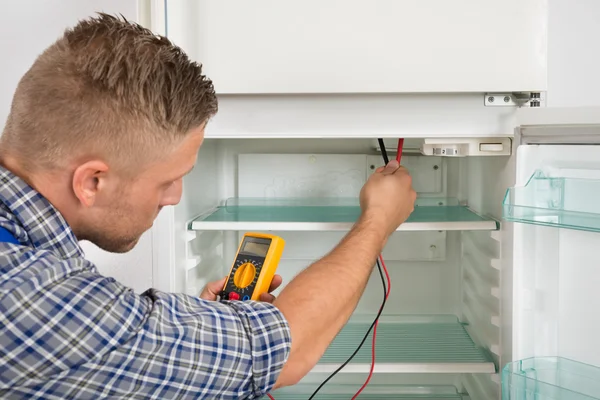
[
  {"x1": 377, "y1": 138, "x2": 389, "y2": 164},
  {"x1": 307, "y1": 259, "x2": 388, "y2": 399}
]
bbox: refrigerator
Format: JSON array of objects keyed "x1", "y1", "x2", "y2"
[
  {"x1": 147, "y1": 1, "x2": 600, "y2": 398},
  {"x1": 149, "y1": 97, "x2": 600, "y2": 398}
]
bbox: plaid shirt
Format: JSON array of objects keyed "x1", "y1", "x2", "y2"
[{"x1": 0, "y1": 166, "x2": 291, "y2": 399}]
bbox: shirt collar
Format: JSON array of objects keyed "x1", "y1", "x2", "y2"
[{"x1": 0, "y1": 165, "x2": 83, "y2": 259}]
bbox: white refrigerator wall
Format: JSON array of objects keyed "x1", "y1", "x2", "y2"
[{"x1": 0, "y1": 0, "x2": 153, "y2": 293}]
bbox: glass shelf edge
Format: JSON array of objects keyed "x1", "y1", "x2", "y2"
[
  {"x1": 270, "y1": 383, "x2": 468, "y2": 399},
  {"x1": 310, "y1": 362, "x2": 496, "y2": 374},
  {"x1": 189, "y1": 220, "x2": 498, "y2": 232},
  {"x1": 188, "y1": 202, "x2": 499, "y2": 232}
]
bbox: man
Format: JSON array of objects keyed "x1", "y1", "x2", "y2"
[{"x1": 0, "y1": 13, "x2": 416, "y2": 399}]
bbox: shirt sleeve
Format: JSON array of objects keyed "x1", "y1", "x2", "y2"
[
  {"x1": 140, "y1": 289, "x2": 292, "y2": 398},
  {"x1": 0, "y1": 259, "x2": 292, "y2": 400}
]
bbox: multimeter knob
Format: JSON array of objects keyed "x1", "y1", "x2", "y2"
[{"x1": 233, "y1": 263, "x2": 256, "y2": 288}]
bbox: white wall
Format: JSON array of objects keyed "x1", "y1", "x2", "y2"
[
  {"x1": 0, "y1": 1, "x2": 153, "y2": 294},
  {"x1": 547, "y1": 0, "x2": 600, "y2": 107}
]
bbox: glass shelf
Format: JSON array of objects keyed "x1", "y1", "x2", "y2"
[
  {"x1": 502, "y1": 357, "x2": 600, "y2": 400},
  {"x1": 503, "y1": 170, "x2": 600, "y2": 233},
  {"x1": 190, "y1": 198, "x2": 498, "y2": 232},
  {"x1": 268, "y1": 384, "x2": 468, "y2": 399},
  {"x1": 310, "y1": 315, "x2": 495, "y2": 374}
]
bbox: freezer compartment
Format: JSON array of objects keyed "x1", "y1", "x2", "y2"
[
  {"x1": 502, "y1": 357, "x2": 600, "y2": 399},
  {"x1": 268, "y1": 384, "x2": 469, "y2": 399},
  {"x1": 504, "y1": 169, "x2": 600, "y2": 233},
  {"x1": 190, "y1": 197, "x2": 498, "y2": 232},
  {"x1": 313, "y1": 315, "x2": 495, "y2": 374}
]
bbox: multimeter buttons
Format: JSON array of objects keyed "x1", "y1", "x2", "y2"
[{"x1": 233, "y1": 262, "x2": 256, "y2": 288}]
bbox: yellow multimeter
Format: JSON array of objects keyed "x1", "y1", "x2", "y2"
[{"x1": 220, "y1": 233, "x2": 285, "y2": 301}]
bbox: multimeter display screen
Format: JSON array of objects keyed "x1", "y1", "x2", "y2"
[{"x1": 240, "y1": 237, "x2": 271, "y2": 257}]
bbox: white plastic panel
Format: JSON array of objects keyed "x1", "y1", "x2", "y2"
[
  {"x1": 238, "y1": 154, "x2": 366, "y2": 198},
  {"x1": 420, "y1": 138, "x2": 512, "y2": 157},
  {"x1": 367, "y1": 155, "x2": 444, "y2": 194},
  {"x1": 204, "y1": 94, "x2": 518, "y2": 139},
  {"x1": 264, "y1": 231, "x2": 446, "y2": 262},
  {"x1": 239, "y1": 154, "x2": 449, "y2": 197},
  {"x1": 460, "y1": 230, "x2": 502, "y2": 394},
  {"x1": 238, "y1": 153, "x2": 446, "y2": 197},
  {"x1": 166, "y1": 0, "x2": 547, "y2": 94}
]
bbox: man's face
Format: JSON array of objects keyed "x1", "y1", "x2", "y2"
[{"x1": 81, "y1": 127, "x2": 204, "y2": 253}]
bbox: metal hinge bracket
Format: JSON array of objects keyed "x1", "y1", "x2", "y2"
[{"x1": 484, "y1": 92, "x2": 544, "y2": 107}]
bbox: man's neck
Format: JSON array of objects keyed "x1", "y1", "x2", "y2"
[
  {"x1": 0, "y1": 152, "x2": 37, "y2": 189},
  {"x1": 0, "y1": 151, "x2": 82, "y2": 236}
]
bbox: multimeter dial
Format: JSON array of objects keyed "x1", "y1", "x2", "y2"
[
  {"x1": 224, "y1": 256, "x2": 264, "y2": 297},
  {"x1": 234, "y1": 262, "x2": 257, "y2": 288}
]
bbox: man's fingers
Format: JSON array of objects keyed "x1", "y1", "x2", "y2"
[
  {"x1": 199, "y1": 277, "x2": 227, "y2": 300},
  {"x1": 200, "y1": 275, "x2": 282, "y2": 302},
  {"x1": 269, "y1": 275, "x2": 283, "y2": 292},
  {"x1": 259, "y1": 293, "x2": 276, "y2": 303}
]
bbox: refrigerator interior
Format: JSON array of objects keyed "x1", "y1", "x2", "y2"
[
  {"x1": 151, "y1": 99, "x2": 600, "y2": 399},
  {"x1": 168, "y1": 135, "x2": 514, "y2": 399}
]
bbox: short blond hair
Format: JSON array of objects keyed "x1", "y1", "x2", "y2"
[{"x1": 1, "y1": 13, "x2": 217, "y2": 171}]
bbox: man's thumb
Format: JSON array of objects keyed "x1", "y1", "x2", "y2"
[{"x1": 382, "y1": 160, "x2": 400, "y2": 174}]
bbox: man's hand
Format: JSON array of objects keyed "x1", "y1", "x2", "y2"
[
  {"x1": 360, "y1": 160, "x2": 416, "y2": 238},
  {"x1": 199, "y1": 275, "x2": 284, "y2": 302}
]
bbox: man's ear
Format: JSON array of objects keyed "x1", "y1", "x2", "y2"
[{"x1": 72, "y1": 160, "x2": 109, "y2": 207}]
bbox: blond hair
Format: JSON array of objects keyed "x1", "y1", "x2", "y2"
[{"x1": 0, "y1": 13, "x2": 217, "y2": 171}]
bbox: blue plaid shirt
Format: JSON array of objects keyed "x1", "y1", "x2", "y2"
[{"x1": 0, "y1": 166, "x2": 291, "y2": 399}]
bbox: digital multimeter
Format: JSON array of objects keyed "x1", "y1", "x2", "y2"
[{"x1": 221, "y1": 233, "x2": 285, "y2": 301}]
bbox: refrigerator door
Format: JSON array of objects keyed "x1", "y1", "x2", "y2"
[
  {"x1": 506, "y1": 107, "x2": 600, "y2": 368},
  {"x1": 165, "y1": 0, "x2": 547, "y2": 94}
]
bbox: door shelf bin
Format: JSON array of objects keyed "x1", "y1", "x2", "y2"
[
  {"x1": 268, "y1": 384, "x2": 468, "y2": 399},
  {"x1": 503, "y1": 170, "x2": 600, "y2": 233},
  {"x1": 502, "y1": 357, "x2": 600, "y2": 400},
  {"x1": 190, "y1": 197, "x2": 498, "y2": 232},
  {"x1": 312, "y1": 315, "x2": 495, "y2": 374}
]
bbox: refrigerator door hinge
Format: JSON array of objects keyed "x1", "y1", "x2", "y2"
[
  {"x1": 420, "y1": 137, "x2": 512, "y2": 157},
  {"x1": 484, "y1": 92, "x2": 544, "y2": 107}
]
